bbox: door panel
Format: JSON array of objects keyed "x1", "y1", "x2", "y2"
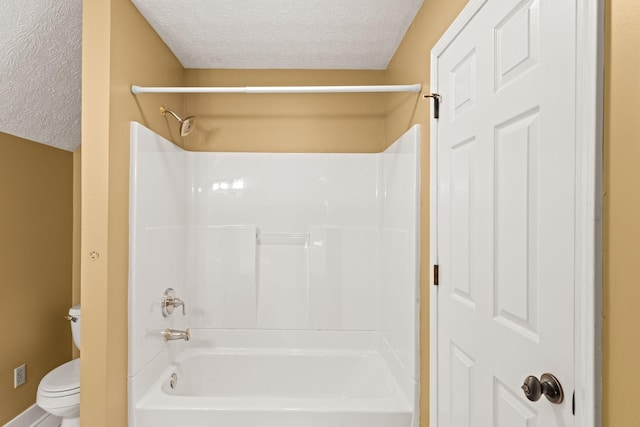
[
  {"x1": 435, "y1": 0, "x2": 576, "y2": 425},
  {"x1": 494, "y1": 108, "x2": 540, "y2": 342}
]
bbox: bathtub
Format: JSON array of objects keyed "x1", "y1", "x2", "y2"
[{"x1": 133, "y1": 332, "x2": 414, "y2": 427}]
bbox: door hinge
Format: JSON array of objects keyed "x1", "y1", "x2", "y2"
[
  {"x1": 572, "y1": 391, "x2": 575, "y2": 415},
  {"x1": 433, "y1": 264, "x2": 439, "y2": 286},
  {"x1": 424, "y1": 93, "x2": 441, "y2": 119}
]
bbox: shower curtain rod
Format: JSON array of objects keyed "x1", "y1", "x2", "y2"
[{"x1": 130, "y1": 83, "x2": 421, "y2": 95}]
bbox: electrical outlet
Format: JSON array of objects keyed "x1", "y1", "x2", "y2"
[{"x1": 14, "y1": 364, "x2": 26, "y2": 388}]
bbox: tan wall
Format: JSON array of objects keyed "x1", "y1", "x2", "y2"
[
  {"x1": 81, "y1": 0, "x2": 185, "y2": 425},
  {"x1": 385, "y1": 0, "x2": 467, "y2": 146},
  {"x1": 603, "y1": 0, "x2": 640, "y2": 425},
  {"x1": 383, "y1": 1, "x2": 470, "y2": 424},
  {"x1": 0, "y1": 133, "x2": 73, "y2": 425},
  {"x1": 184, "y1": 69, "x2": 386, "y2": 152}
]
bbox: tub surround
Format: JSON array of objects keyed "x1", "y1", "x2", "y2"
[{"x1": 128, "y1": 122, "x2": 420, "y2": 426}]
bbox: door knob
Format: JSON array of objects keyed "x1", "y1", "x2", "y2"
[{"x1": 521, "y1": 373, "x2": 564, "y2": 404}]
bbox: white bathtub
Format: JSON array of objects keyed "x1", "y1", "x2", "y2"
[{"x1": 134, "y1": 336, "x2": 413, "y2": 427}]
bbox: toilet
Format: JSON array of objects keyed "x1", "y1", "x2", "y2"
[{"x1": 37, "y1": 305, "x2": 81, "y2": 427}]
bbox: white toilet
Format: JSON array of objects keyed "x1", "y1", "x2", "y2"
[{"x1": 37, "y1": 305, "x2": 81, "y2": 427}]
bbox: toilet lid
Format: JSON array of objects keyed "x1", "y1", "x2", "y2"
[{"x1": 39, "y1": 358, "x2": 80, "y2": 394}]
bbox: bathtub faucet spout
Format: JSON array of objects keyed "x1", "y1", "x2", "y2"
[{"x1": 163, "y1": 328, "x2": 191, "y2": 342}]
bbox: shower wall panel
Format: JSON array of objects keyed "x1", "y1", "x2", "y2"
[
  {"x1": 308, "y1": 226, "x2": 379, "y2": 330},
  {"x1": 379, "y1": 127, "x2": 420, "y2": 388},
  {"x1": 189, "y1": 153, "x2": 378, "y2": 330},
  {"x1": 190, "y1": 226, "x2": 257, "y2": 328},
  {"x1": 255, "y1": 238, "x2": 310, "y2": 329},
  {"x1": 129, "y1": 123, "x2": 188, "y2": 376},
  {"x1": 189, "y1": 154, "x2": 377, "y2": 231}
]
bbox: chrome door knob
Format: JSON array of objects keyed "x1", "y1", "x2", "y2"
[{"x1": 521, "y1": 373, "x2": 564, "y2": 404}]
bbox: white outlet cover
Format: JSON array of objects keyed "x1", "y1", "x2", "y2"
[{"x1": 14, "y1": 364, "x2": 26, "y2": 388}]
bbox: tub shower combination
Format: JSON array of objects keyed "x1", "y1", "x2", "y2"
[{"x1": 128, "y1": 122, "x2": 420, "y2": 427}]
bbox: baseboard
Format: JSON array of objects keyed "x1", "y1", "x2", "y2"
[{"x1": 2, "y1": 404, "x2": 60, "y2": 427}]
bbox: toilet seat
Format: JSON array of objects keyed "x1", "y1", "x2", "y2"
[
  {"x1": 37, "y1": 358, "x2": 80, "y2": 413},
  {"x1": 37, "y1": 389, "x2": 80, "y2": 410},
  {"x1": 38, "y1": 359, "x2": 80, "y2": 397}
]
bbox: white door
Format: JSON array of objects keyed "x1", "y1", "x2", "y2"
[{"x1": 433, "y1": 0, "x2": 578, "y2": 425}]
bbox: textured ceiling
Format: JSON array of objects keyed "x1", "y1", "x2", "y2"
[
  {"x1": 1, "y1": 0, "x2": 423, "y2": 151},
  {"x1": 131, "y1": 0, "x2": 424, "y2": 69},
  {"x1": 0, "y1": 0, "x2": 81, "y2": 152}
]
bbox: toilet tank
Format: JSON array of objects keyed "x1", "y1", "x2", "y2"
[{"x1": 69, "y1": 305, "x2": 81, "y2": 350}]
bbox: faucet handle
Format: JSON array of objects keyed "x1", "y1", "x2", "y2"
[
  {"x1": 173, "y1": 297, "x2": 186, "y2": 315},
  {"x1": 161, "y1": 288, "x2": 186, "y2": 317}
]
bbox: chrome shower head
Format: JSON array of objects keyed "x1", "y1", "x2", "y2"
[{"x1": 160, "y1": 106, "x2": 196, "y2": 137}]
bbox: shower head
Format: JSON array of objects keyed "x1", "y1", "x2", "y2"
[{"x1": 160, "y1": 106, "x2": 196, "y2": 137}]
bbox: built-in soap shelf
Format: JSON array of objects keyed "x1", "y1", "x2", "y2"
[{"x1": 256, "y1": 231, "x2": 309, "y2": 246}]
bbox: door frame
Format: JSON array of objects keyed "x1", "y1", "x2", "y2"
[{"x1": 428, "y1": 0, "x2": 604, "y2": 426}]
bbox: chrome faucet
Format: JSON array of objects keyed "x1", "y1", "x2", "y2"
[
  {"x1": 163, "y1": 328, "x2": 191, "y2": 342},
  {"x1": 161, "y1": 288, "x2": 186, "y2": 317}
]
